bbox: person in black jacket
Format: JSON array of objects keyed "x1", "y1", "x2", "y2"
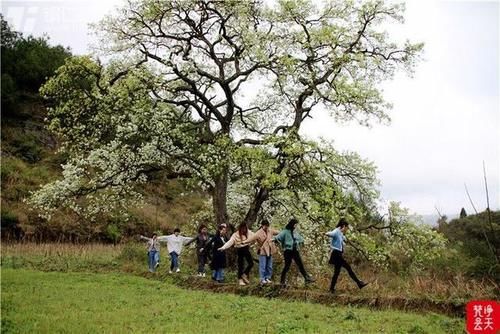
[
  {"x1": 186, "y1": 224, "x2": 213, "y2": 277},
  {"x1": 206, "y1": 224, "x2": 228, "y2": 283}
]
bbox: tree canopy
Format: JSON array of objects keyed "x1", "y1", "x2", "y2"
[
  {"x1": 1, "y1": 15, "x2": 71, "y2": 112},
  {"x1": 29, "y1": 0, "x2": 446, "y2": 266}
]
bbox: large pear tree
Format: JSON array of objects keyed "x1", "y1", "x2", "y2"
[{"x1": 31, "y1": 0, "x2": 423, "y2": 232}]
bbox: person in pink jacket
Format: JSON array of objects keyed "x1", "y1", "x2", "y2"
[
  {"x1": 218, "y1": 222, "x2": 255, "y2": 286},
  {"x1": 243, "y1": 219, "x2": 279, "y2": 284}
]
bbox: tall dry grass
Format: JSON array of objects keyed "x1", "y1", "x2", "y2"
[
  {"x1": 311, "y1": 266, "x2": 499, "y2": 301},
  {"x1": 1, "y1": 242, "x2": 127, "y2": 273},
  {"x1": 2, "y1": 242, "x2": 123, "y2": 258},
  {"x1": 1, "y1": 242, "x2": 498, "y2": 302}
]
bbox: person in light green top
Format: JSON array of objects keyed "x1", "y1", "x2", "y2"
[{"x1": 273, "y1": 218, "x2": 315, "y2": 287}]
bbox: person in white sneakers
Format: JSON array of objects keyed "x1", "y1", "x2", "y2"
[
  {"x1": 218, "y1": 222, "x2": 255, "y2": 286},
  {"x1": 158, "y1": 228, "x2": 194, "y2": 273},
  {"x1": 242, "y1": 219, "x2": 279, "y2": 285}
]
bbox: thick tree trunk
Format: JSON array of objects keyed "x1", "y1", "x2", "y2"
[
  {"x1": 242, "y1": 187, "x2": 269, "y2": 228},
  {"x1": 212, "y1": 171, "x2": 229, "y2": 227}
]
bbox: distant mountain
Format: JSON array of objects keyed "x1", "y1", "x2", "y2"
[{"x1": 420, "y1": 213, "x2": 459, "y2": 226}]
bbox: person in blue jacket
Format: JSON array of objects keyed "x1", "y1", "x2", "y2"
[
  {"x1": 326, "y1": 218, "x2": 368, "y2": 293},
  {"x1": 273, "y1": 218, "x2": 315, "y2": 287}
]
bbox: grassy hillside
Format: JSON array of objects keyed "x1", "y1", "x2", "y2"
[
  {"x1": 1, "y1": 16, "x2": 208, "y2": 242},
  {"x1": 0, "y1": 20, "x2": 497, "y2": 331},
  {"x1": 437, "y1": 210, "x2": 500, "y2": 277},
  {"x1": 2, "y1": 242, "x2": 497, "y2": 316},
  {"x1": 0, "y1": 99, "x2": 207, "y2": 241},
  {"x1": 1, "y1": 269, "x2": 464, "y2": 334}
]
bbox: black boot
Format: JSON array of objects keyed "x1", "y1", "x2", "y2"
[
  {"x1": 358, "y1": 281, "x2": 368, "y2": 289},
  {"x1": 305, "y1": 276, "x2": 316, "y2": 284}
]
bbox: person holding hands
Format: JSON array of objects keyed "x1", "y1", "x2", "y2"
[
  {"x1": 218, "y1": 222, "x2": 255, "y2": 286},
  {"x1": 242, "y1": 219, "x2": 279, "y2": 284},
  {"x1": 273, "y1": 218, "x2": 315, "y2": 287}
]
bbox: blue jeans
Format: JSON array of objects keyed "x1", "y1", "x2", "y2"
[
  {"x1": 170, "y1": 252, "x2": 179, "y2": 271},
  {"x1": 259, "y1": 255, "x2": 273, "y2": 282},
  {"x1": 148, "y1": 250, "x2": 159, "y2": 272},
  {"x1": 212, "y1": 268, "x2": 224, "y2": 282}
]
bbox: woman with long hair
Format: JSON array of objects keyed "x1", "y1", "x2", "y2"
[
  {"x1": 218, "y1": 222, "x2": 255, "y2": 285},
  {"x1": 206, "y1": 224, "x2": 228, "y2": 283},
  {"x1": 273, "y1": 218, "x2": 315, "y2": 287}
]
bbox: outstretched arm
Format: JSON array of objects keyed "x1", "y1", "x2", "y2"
[
  {"x1": 241, "y1": 231, "x2": 259, "y2": 245},
  {"x1": 157, "y1": 235, "x2": 170, "y2": 242},
  {"x1": 218, "y1": 235, "x2": 235, "y2": 251},
  {"x1": 182, "y1": 236, "x2": 195, "y2": 244},
  {"x1": 296, "y1": 233, "x2": 305, "y2": 245},
  {"x1": 139, "y1": 235, "x2": 151, "y2": 241},
  {"x1": 184, "y1": 236, "x2": 197, "y2": 246},
  {"x1": 326, "y1": 230, "x2": 336, "y2": 237},
  {"x1": 272, "y1": 231, "x2": 285, "y2": 245}
]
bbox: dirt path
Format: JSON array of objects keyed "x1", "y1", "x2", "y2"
[{"x1": 169, "y1": 275, "x2": 465, "y2": 318}]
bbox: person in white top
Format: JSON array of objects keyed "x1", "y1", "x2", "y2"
[{"x1": 157, "y1": 228, "x2": 194, "y2": 273}]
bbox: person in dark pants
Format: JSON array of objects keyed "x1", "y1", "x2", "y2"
[
  {"x1": 186, "y1": 224, "x2": 213, "y2": 277},
  {"x1": 273, "y1": 218, "x2": 315, "y2": 287},
  {"x1": 207, "y1": 224, "x2": 228, "y2": 283},
  {"x1": 218, "y1": 222, "x2": 255, "y2": 286},
  {"x1": 326, "y1": 218, "x2": 368, "y2": 293}
]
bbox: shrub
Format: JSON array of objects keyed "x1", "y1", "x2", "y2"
[
  {"x1": 438, "y1": 211, "x2": 500, "y2": 278},
  {"x1": 105, "y1": 224, "x2": 122, "y2": 244},
  {"x1": 118, "y1": 243, "x2": 146, "y2": 264},
  {"x1": 11, "y1": 135, "x2": 44, "y2": 163},
  {"x1": 1, "y1": 210, "x2": 19, "y2": 228}
]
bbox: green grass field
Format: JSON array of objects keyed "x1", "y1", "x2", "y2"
[{"x1": 1, "y1": 269, "x2": 464, "y2": 334}]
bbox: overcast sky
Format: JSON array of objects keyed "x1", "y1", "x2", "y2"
[{"x1": 2, "y1": 0, "x2": 499, "y2": 216}]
